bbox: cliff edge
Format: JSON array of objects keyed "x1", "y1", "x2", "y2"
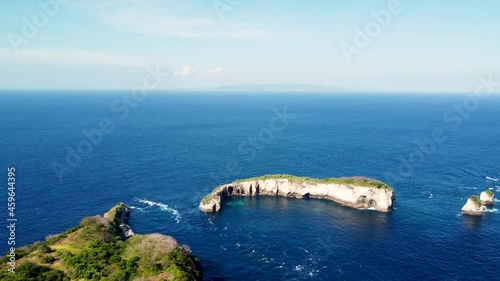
[
  {"x1": 462, "y1": 195, "x2": 485, "y2": 216},
  {"x1": 0, "y1": 203, "x2": 202, "y2": 281},
  {"x1": 200, "y1": 175, "x2": 395, "y2": 213}
]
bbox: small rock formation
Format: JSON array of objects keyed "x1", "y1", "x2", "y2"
[
  {"x1": 462, "y1": 195, "x2": 485, "y2": 216},
  {"x1": 480, "y1": 190, "x2": 495, "y2": 206},
  {"x1": 200, "y1": 175, "x2": 395, "y2": 213},
  {"x1": 104, "y1": 203, "x2": 135, "y2": 239},
  {"x1": 120, "y1": 205, "x2": 135, "y2": 238}
]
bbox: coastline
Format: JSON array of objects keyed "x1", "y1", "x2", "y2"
[{"x1": 200, "y1": 175, "x2": 395, "y2": 213}]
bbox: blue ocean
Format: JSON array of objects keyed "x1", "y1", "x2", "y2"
[{"x1": 1, "y1": 92, "x2": 499, "y2": 280}]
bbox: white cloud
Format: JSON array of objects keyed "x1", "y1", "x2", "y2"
[
  {"x1": 174, "y1": 65, "x2": 198, "y2": 77},
  {"x1": 97, "y1": 10, "x2": 269, "y2": 39},
  {"x1": 205, "y1": 67, "x2": 224, "y2": 75},
  {"x1": 0, "y1": 48, "x2": 164, "y2": 67}
]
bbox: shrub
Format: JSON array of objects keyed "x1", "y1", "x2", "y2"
[
  {"x1": 0, "y1": 262, "x2": 69, "y2": 281},
  {"x1": 40, "y1": 254, "x2": 56, "y2": 264},
  {"x1": 162, "y1": 248, "x2": 202, "y2": 281},
  {"x1": 37, "y1": 243, "x2": 52, "y2": 254},
  {"x1": 62, "y1": 240, "x2": 126, "y2": 280},
  {"x1": 471, "y1": 195, "x2": 482, "y2": 206}
]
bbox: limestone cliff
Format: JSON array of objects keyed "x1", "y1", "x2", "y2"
[
  {"x1": 462, "y1": 195, "x2": 485, "y2": 216},
  {"x1": 200, "y1": 175, "x2": 395, "y2": 213},
  {"x1": 480, "y1": 190, "x2": 495, "y2": 206}
]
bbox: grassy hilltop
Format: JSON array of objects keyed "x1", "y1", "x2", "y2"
[{"x1": 0, "y1": 203, "x2": 202, "y2": 281}]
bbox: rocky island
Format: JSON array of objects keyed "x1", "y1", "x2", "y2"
[
  {"x1": 480, "y1": 190, "x2": 495, "y2": 206},
  {"x1": 462, "y1": 195, "x2": 485, "y2": 216},
  {"x1": 462, "y1": 190, "x2": 496, "y2": 216},
  {"x1": 0, "y1": 203, "x2": 202, "y2": 281},
  {"x1": 200, "y1": 175, "x2": 395, "y2": 213}
]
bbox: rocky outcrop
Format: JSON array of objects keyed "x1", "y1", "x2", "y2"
[
  {"x1": 200, "y1": 175, "x2": 395, "y2": 213},
  {"x1": 104, "y1": 203, "x2": 135, "y2": 239},
  {"x1": 120, "y1": 205, "x2": 135, "y2": 238},
  {"x1": 462, "y1": 195, "x2": 485, "y2": 216},
  {"x1": 0, "y1": 203, "x2": 203, "y2": 281},
  {"x1": 480, "y1": 190, "x2": 495, "y2": 206}
]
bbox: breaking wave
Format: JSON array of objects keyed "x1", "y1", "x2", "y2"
[{"x1": 134, "y1": 198, "x2": 182, "y2": 223}]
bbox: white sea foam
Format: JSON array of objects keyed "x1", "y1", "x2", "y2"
[
  {"x1": 294, "y1": 265, "x2": 304, "y2": 272},
  {"x1": 483, "y1": 208, "x2": 498, "y2": 213},
  {"x1": 128, "y1": 206, "x2": 147, "y2": 212},
  {"x1": 309, "y1": 269, "x2": 319, "y2": 277},
  {"x1": 486, "y1": 176, "x2": 499, "y2": 182},
  {"x1": 495, "y1": 199, "x2": 500, "y2": 203},
  {"x1": 299, "y1": 247, "x2": 309, "y2": 253},
  {"x1": 134, "y1": 198, "x2": 182, "y2": 223}
]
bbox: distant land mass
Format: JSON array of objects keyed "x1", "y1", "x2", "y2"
[{"x1": 180, "y1": 83, "x2": 344, "y2": 92}]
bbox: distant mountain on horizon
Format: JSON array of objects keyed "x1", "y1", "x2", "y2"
[{"x1": 186, "y1": 83, "x2": 344, "y2": 92}]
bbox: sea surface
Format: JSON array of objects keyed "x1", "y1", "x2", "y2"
[{"x1": 0, "y1": 91, "x2": 499, "y2": 280}]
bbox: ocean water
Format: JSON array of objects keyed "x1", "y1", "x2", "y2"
[{"x1": 0, "y1": 91, "x2": 499, "y2": 280}]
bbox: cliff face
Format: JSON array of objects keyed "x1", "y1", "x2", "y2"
[
  {"x1": 462, "y1": 196, "x2": 485, "y2": 216},
  {"x1": 480, "y1": 190, "x2": 495, "y2": 206},
  {"x1": 200, "y1": 177, "x2": 395, "y2": 213},
  {"x1": 104, "y1": 203, "x2": 135, "y2": 239}
]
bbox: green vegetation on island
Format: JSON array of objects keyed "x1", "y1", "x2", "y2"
[
  {"x1": 201, "y1": 175, "x2": 392, "y2": 206},
  {"x1": 233, "y1": 174, "x2": 392, "y2": 190},
  {"x1": 0, "y1": 203, "x2": 202, "y2": 281},
  {"x1": 471, "y1": 195, "x2": 482, "y2": 207},
  {"x1": 484, "y1": 190, "x2": 494, "y2": 197}
]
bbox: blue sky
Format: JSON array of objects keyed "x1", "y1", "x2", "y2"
[{"x1": 1, "y1": 0, "x2": 499, "y2": 91}]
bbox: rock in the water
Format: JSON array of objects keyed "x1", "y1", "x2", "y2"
[
  {"x1": 199, "y1": 175, "x2": 395, "y2": 213},
  {"x1": 199, "y1": 195, "x2": 222, "y2": 213},
  {"x1": 480, "y1": 190, "x2": 495, "y2": 206},
  {"x1": 104, "y1": 203, "x2": 135, "y2": 239},
  {"x1": 462, "y1": 195, "x2": 485, "y2": 216}
]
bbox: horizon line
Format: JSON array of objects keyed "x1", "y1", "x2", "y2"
[{"x1": 0, "y1": 89, "x2": 495, "y2": 95}]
